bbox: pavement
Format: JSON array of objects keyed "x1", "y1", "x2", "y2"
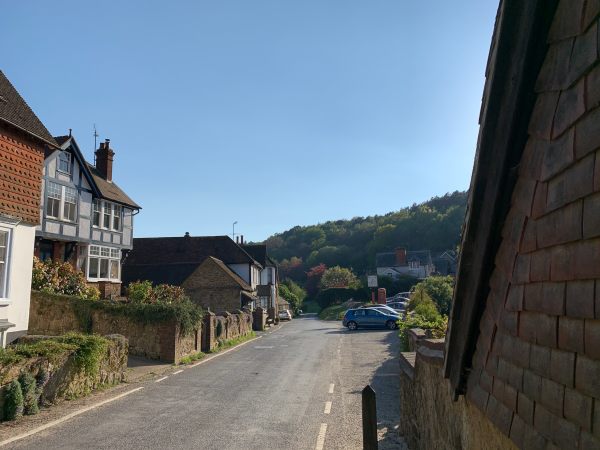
[{"x1": 1, "y1": 316, "x2": 406, "y2": 450}]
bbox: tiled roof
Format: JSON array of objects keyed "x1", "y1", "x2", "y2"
[
  {"x1": 241, "y1": 244, "x2": 268, "y2": 266},
  {"x1": 121, "y1": 262, "x2": 199, "y2": 287},
  {"x1": 376, "y1": 250, "x2": 432, "y2": 267},
  {"x1": 125, "y1": 235, "x2": 258, "y2": 267},
  {"x1": 0, "y1": 71, "x2": 56, "y2": 146},
  {"x1": 53, "y1": 135, "x2": 71, "y2": 146},
  {"x1": 86, "y1": 162, "x2": 140, "y2": 209}
]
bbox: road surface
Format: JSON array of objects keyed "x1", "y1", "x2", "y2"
[{"x1": 6, "y1": 316, "x2": 403, "y2": 449}]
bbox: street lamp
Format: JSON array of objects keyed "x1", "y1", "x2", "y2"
[{"x1": 232, "y1": 221, "x2": 238, "y2": 241}]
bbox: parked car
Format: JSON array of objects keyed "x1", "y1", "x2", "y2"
[
  {"x1": 386, "y1": 295, "x2": 410, "y2": 304},
  {"x1": 278, "y1": 309, "x2": 292, "y2": 321},
  {"x1": 342, "y1": 308, "x2": 400, "y2": 331},
  {"x1": 386, "y1": 301, "x2": 408, "y2": 312},
  {"x1": 360, "y1": 304, "x2": 402, "y2": 315}
]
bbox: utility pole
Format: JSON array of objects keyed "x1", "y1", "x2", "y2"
[{"x1": 232, "y1": 221, "x2": 238, "y2": 241}]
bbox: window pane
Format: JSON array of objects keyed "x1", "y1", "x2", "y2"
[
  {"x1": 0, "y1": 231, "x2": 6, "y2": 247},
  {"x1": 64, "y1": 187, "x2": 77, "y2": 203},
  {"x1": 47, "y1": 182, "x2": 61, "y2": 199},
  {"x1": 58, "y1": 152, "x2": 71, "y2": 173},
  {"x1": 103, "y1": 202, "x2": 111, "y2": 228},
  {"x1": 89, "y1": 258, "x2": 99, "y2": 278},
  {"x1": 0, "y1": 262, "x2": 5, "y2": 298},
  {"x1": 110, "y1": 260, "x2": 119, "y2": 280},
  {"x1": 100, "y1": 247, "x2": 110, "y2": 257},
  {"x1": 63, "y1": 202, "x2": 76, "y2": 221},
  {"x1": 46, "y1": 198, "x2": 60, "y2": 218},
  {"x1": 99, "y1": 259, "x2": 109, "y2": 278},
  {"x1": 112, "y1": 205, "x2": 121, "y2": 230},
  {"x1": 89, "y1": 246, "x2": 100, "y2": 256},
  {"x1": 110, "y1": 248, "x2": 120, "y2": 258},
  {"x1": 92, "y1": 200, "x2": 101, "y2": 226}
]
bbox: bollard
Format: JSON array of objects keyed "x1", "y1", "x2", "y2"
[{"x1": 362, "y1": 385, "x2": 378, "y2": 450}]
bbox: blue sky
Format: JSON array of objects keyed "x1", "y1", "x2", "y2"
[{"x1": 3, "y1": 1, "x2": 498, "y2": 242}]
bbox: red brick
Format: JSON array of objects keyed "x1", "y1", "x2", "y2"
[
  {"x1": 531, "y1": 249, "x2": 552, "y2": 281},
  {"x1": 584, "y1": 319, "x2": 600, "y2": 359},
  {"x1": 548, "y1": 0, "x2": 585, "y2": 42},
  {"x1": 542, "y1": 282, "x2": 566, "y2": 315},
  {"x1": 532, "y1": 182, "x2": 548, "y2": 219},
  {"x1": 536, "y1": 314, "x2": 558, "y2": 348},
  {"x1": 517, "y1": 391, "x2": 535, "y2": 425},
  {"x1": 583, "y1": 192, "x2": 600, "y2": 239},
  {"x1": 513, "y1": 254, "x2": 531, "y2": 284},
  {"x1": 553, "y1": 78, "x2": 586, "y2": 138},
  {"x1": 540, "y1": 378, "x2": 565, "y2": 417},
  {"x1": 564, "y1": 387, "x2": 593, "y2": 430},
  {"x1": 535, "y1": 38, "x2": 574, "y2": 92},
  {"x1": 547, "y1": 153, "x2": 595, "y2": 212},
  {"x1": 541, "y1": 128, "x2": 575, "y2": 181},
  {"x1": 486, "y1": 395, "x2": 514, "y2": 436},
  {"x1": 511, "y1": 179, "x2": 537, "y2": 217},
  {"x1": 523, "y1": 369, "x2": 542, "y2": 401},
  {"x1": 509, "y1": 413, "x2": 527, "y2": 448},
  {"x1": 521, "y1": 219, "x2": 537, "y2": 253},
  {"x1": 530, "y1": 343, "x2": 551, "y2": 376},
  {"x1": 519, "y1": 311, "x2": 538, "y2": 343},
  {"x1": 559, "y1": 316, "x2": 585, "y2": 352},
  {"x1": 506, "y1": 284, "x2": 524, "y2": 312},
  {"x1": 576, "y1": 354, "x2": 600, "y2": 398},
  {"x1": 575, "y1": 106, "x2": 600, "y2": 160},
  {"x1": 537, "y1": 200, "x2": 583, "y2": 248},
  {"x1": 568, "y1": 22, "x2": 598, "y2": 85},
  {"x1": 585, "y1": 59, "x2": 600, "y2": 111},
  {"x1": 566, "y1": 280, "x2": 595, "y2": 318},
  {"x1": 529, "y1": 92, "x2": 560, "y2": 140},
  {"x1": 549, "y1": 348, "x2": 576, "y2": 387}
]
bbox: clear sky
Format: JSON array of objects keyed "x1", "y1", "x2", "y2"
[{"x1": 3, "y1": 1, "x2": 498, "y2": 242}]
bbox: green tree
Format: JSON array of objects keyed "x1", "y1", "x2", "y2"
[
  {"x1": 413, "y1": 276, "x2": 454, "y2": 315},
  {"x1": 278, "y1": 279, "x2": 307, "y2": 314},
  {"x1": 320, "y1": 266, "x2": 360, "y2": 290}
]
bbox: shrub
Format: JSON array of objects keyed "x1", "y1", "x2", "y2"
[
  {"x1": 55, "y1": 333, "x2": 109, "y2": 377},
  {"x1": 32, "y1": 257, "x2": 99, "y2": 299},
  {"x1": 19, "y1": 372, "x2": 39, "y2": 415},
  {"x1": 127, "y1": 280, "x2": 153, "y2": 303},
  {"x1": 127, "y1": 281, "x2": 189, "y2": 305},
  {"x1": 398, "y1": 313, "x2": 447, "y2": 351},
  {"x1": 4, "y1": 380, "x2": 24, "y2": 421}
]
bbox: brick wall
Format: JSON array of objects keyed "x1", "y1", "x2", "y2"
[
  {"x1": 0, "y1": 127, "x2": 44, "y2": 225},
  {"x1": 467, "y1": 2, "x2": 600, "y2": 448}
]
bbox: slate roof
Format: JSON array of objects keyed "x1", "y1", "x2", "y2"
[
  {"x1": 86, "y1": 162, "x2": 140, "y2": 209},
  {"x1": 0, "y1": 71, "x2": 57, "y2": 147},
  {"x1": 376, "y1": 250, "x2": 432, "y2": 267},
  {"x1": 241, "y1": 244, "x2": 272, "y2": 267},
  {"x1": 121, "y1": 262, "x2": 199, "y2": 287},
  {"x1": 124, "y1": 236, "x2": 260, "y2": 267}
]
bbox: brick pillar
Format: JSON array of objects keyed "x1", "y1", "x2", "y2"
[{"x1": 201, "y1": 312, "x2": 215, "y2": 352}]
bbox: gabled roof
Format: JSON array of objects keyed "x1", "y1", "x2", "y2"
[
  {"x1": 376, "y1": 250, "x2": 432, "y2": 267},
  {"x1": 124, "y1": 235, "x2": 261, "y2": 267},
  {"x1": 204, "y1": 257, "x2": 252, "y2": 291},
  {"x1": 50, "y1": 134, "x2": 140, "y2": 210},
  {"x1": 0, "y1": 71, "x2": 57, "y2": 147},
  {"x1": 241, "y1": 244, "x2": 267, "y2": 266},
  {"x1": 122, "y1": 262, "x2": 199, "y2": 287},
  {"x1": 86, "y1": 162, "x2": 140, "y2": 209}
]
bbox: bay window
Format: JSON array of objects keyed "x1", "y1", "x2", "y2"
[
  {"x1": 0, "y1": 229, "x2": 10, "y2": 299},
  {"x1": 92, "y1": 200, "x2": 122, "y2": 232},
  {"x1": 46, "y1": 182, "x2": 77, "y2": 222},
  {"x1": 87, "y1": 245, "x2": 120, "y2": 281}
]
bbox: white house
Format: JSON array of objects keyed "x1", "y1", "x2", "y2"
[
  {"x1": 0, "y1": 71, "x2": 59, "y2": 346},
  {"x1": 36, "y1": 135, "x2": 140, "y2": 298},
  {"x1": 376, "y1": 247, "x2": 434, "y2": 280}
]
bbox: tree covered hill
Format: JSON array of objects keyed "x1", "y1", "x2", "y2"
[{"x1": 264, "y1": 191, "x2": 467, "y2": 280}]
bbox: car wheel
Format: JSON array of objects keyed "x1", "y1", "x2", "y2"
[
  {"x1": 386, "y1": 320, "x2": 397, "y2": 330},
  {"x1": 347, "y1": 321, "x2": 358, "y2": 331}
]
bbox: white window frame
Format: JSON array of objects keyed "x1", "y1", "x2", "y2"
[
  {"x1": 0, "y1": 226, "x2": 12, "y2": 301},
  {"x1": 86, "y1": 245, "x2": 121, "y2": 282},
  {"x1": 92, "y1": 200, "x2": 123, "y2": 232},
  {"x1": 45, "y1": 182, "x2": 77, "y2": 223},
  {"x1": 57, "y1": 151, "x2": 71, "y2": 174}
]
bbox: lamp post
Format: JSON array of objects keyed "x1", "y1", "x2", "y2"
[{"x1": 232, "y1": 221, "x2": 238, "y2": 241}]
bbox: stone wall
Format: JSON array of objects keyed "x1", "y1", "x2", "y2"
[
  {"x1": 29, "y1": 291, "x2": 200, "y2": 364},
  {"x1": 399, "y1": 337, "x2": 516, "y2": 450},
  {"x1": 214, "y1": 311, "x2": 253, "y2": 343},
  {"x1": 0, "y1": 334, "x2": 127, "y2": 418}
]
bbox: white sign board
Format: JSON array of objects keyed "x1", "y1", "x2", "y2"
[{"x1": 367, "y1": 275, "x2": 378, "y2": 288}]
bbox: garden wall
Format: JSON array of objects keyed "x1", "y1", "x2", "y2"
[
  {"x1": 399, "y1": 335, "x2": 515, "y2": 450},
  {"x1": 0, "y1": 334, "x2": 127, "y2": 420},
  {"x1": 214, "y1": 311, "x2": 253, "y2": 343},
  {"x1": 29, "y1": 292, "x2": 199, "y2": 364}
]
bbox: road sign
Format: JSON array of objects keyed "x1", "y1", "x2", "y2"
[{"x1": 367, "y1": 275, "x2": 378, "y2": 288}]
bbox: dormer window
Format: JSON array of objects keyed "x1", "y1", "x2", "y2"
[{"x1": 58, "y1": 151, "x2": 71, "y2": 174}]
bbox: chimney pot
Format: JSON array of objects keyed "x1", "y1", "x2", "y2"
[
  {"x1": 241, "y1": 235, "x2": 244, "y2": 244},
  {"x1": 184, "y1": 232, "x2": 190, "y2": 237},
  {"x1": 95, "y1": 139, "x2": 115, "y2": 182}
]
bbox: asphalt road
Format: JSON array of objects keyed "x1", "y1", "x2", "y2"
[{"x1": 6, "y1": 316, "x2": 403, "y2": 450}]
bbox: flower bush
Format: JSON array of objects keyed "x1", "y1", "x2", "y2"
[{"x1": 32, "y1": 257, "x2": 99, "y2": 300}]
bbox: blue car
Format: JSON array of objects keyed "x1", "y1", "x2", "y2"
[{"x1": 342, "y1": 308, "x2": 400, "y2": 331}]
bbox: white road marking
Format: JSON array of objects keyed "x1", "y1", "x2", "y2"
[
  {"x1": 280, "y1": 345, "x2": 289, "y2": 347},
  {"x1": 324, "y1": 401, "x2": 332, "y2": 414},
  {"x1": 254, "y1": 346, "x2": 274, "y2": 349},
  {"x1": 0, "y1": 387, "x2": 144, "y2": 447},
  {"x1": 328, "y1": 383, "x2": 335, "y2": 394},
  {"x1": 173, "y1": 370, "x2": 184, "y2": 375},
  {"x1": 315, "y1": 423, "x2": 328, "y2": 450},
  {"x1": 155, "y1": 376, "x2": 168, "y2": 383}
]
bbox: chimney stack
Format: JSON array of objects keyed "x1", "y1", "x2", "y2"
[
  {"x1": 240, "y1": 235, "x2": 244, "y2": 245},
  {"x1": 95, "y1": 138, "x2": 114, "y2": 182},
  {"x1": 395, "y1": 247, "x2": 407, "y2": 266}
]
